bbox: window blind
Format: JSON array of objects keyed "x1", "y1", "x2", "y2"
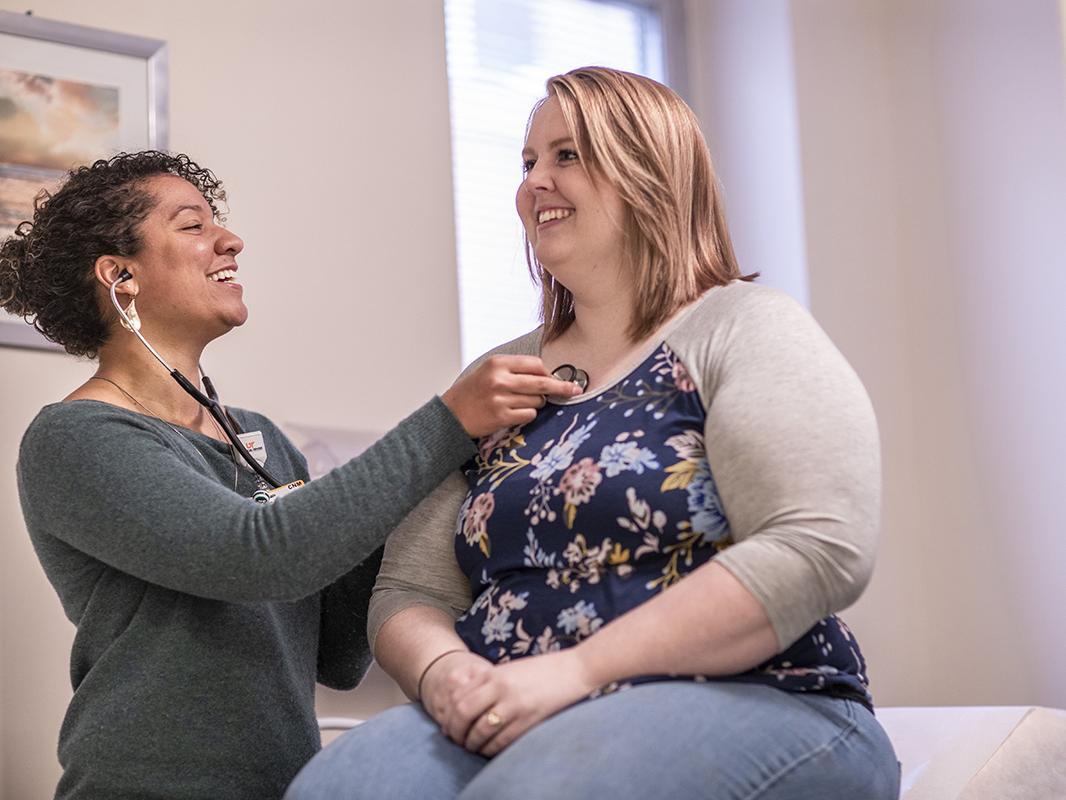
[{"x1": 444, "y1": 0, "x2": 666, "y2": 365}]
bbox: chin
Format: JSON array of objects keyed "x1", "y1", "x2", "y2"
[
  {"x1": 223, "y1": 302, "x2": 250, "y2": 328},
  {"x1": 533, "y1": 243, "x2": 562, "y2": 268},
  {"x1": 535, "y1": 254, "x2": 573, "y2": 284},
  {"x1": 208, "y1": 313, "x2": 248, "y2": 341}
]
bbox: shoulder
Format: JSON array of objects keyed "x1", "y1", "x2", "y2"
[
  {"x1": 459, "y1": 327, "x2": 544, "y2": 377},
  {"x1": 23, "y1": 400, "x2": 157, "y2": 448},
  {"x1": 667, "y1": 280, "x2": 826, "y2": 360},
  {"x1": 19, "y1": 400, "x2": 163, "y2": 478},
  {"x1": 666, "y1": 281, "x2": 855, "y2": 407},
  {"x1": 674, "y1": 280, "x2": 809, "y2": 337}
]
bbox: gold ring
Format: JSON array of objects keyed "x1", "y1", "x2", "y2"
[{"x1": 485, "y1": 710, "x2": 503, "y2": 727}]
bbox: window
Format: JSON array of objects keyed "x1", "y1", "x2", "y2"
[{"x1": 444, "y1": 0, "x2": 671, "y2": 365}]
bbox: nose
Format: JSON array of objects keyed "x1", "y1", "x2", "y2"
[
  {"x1": 216, "y1": 226, "x2": 244, "y2": 256},
  {"x1": 523, "y1": 159, "x2": 555, "y2": 195}
]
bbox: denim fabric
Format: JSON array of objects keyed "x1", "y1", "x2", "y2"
[{"x1": 284, "y1": 681, "x2": 899, "y2": 800}]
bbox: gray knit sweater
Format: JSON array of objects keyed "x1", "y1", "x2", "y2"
[{"x1": 17, "y1": 396, "x2": 474, "y2": 800}]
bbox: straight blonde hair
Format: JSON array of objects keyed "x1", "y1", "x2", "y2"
[{"x1": 527, "y1": 67, "x2": 754, "y2": 343}]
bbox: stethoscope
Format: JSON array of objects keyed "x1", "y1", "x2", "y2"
[
  {"x1": 550, "y1": 364, "x2": 589, "y2": 393},
  {"x1": 109, "y1": 270, "x2": 285, "y2": 489}
]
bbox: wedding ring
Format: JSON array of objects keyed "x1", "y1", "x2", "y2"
[{"x1": 485, "y1": 710, "x2": 503, "y2": 727}]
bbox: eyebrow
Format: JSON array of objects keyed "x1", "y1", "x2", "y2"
[
  {"x1": 522, "y1": 137, "x2": 575, "y2": 158},
  {"x1": 167, "y1": 204, "x2": 206, "y2": 221}
]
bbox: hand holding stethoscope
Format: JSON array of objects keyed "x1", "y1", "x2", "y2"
[{"x1": 549, "y1": 364, "x2": 589, "y2": 393}]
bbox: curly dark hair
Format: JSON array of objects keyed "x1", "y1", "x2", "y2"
[{"x1": 0, "y1": 151, "x2": 226, "y2": 358}]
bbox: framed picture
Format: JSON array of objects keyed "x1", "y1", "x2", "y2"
[{"x1": 0, "y1": 10, "x2": 167, "y2": 352}]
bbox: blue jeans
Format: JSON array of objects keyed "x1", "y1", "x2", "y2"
[{"x1": 285, "y1": 682, "x2": 900, "y2": 799}]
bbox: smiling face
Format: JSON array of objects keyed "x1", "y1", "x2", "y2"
[
  {"x1": 122, "y1": 174, "x2": 246, "y2": 344},
  {"x1": 516, "y1": 96, "x2": 628, "y2": 293}
]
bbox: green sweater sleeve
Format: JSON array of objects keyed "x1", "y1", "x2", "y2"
[{"x1": 18, "y1": 397, "x2": 475, "y2": 605}]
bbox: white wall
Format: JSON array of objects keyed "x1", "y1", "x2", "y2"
[
  {"x1": 786, "y1": 0, "x2": 1015, "y2": 706},
  {"x1": 687, "y1": 0, "x2": 1066, "y2": 708},
  {"x1": 921, "y1": 0, "x2": 1066, "y2": 704},
  {"x1": 794, "y1": 0, "x2": 1066, "y2": 708},
  {"x1": 682, "y1": 0, "x2": 809, "y2": 304},
  {"x1": 0, "y1": 1, "x2": 461, "y2": 796}
]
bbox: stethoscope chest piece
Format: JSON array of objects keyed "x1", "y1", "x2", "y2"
[{"x1": 552, "y1": 363, "x2": 589, "y2": 392}]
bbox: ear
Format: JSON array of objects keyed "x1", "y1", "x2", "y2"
[{"x1": 94, "y1": 256, "x2": 139, "y2": 296}]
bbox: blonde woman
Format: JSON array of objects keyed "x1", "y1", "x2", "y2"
[{"x1": 286, "y1": 67, "x2": 900, "y2": 800}]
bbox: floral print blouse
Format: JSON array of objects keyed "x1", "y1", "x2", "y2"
[{"x1": 453, "y1": 343, "x2": 872, "y2": 707}]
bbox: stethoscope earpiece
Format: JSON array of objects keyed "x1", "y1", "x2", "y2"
[{"x1": 105, "y1": 271, "x2": 285, "y2": 489}]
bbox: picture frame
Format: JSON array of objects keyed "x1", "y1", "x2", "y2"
[{"x1": 0, "y1": 10, "x2": 168, "y2": 352}]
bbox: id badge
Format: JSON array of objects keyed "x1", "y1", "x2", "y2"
[
  {"x1": 252, "y1": 480, "x2": 305, "y2": 504},
  {"x1": 237, "y1": 431, "x2": 267, "y2": 467}
]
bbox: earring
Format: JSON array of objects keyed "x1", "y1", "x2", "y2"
[{"x1": 121, "y1": 296, "x2": 142, "y2": 332}]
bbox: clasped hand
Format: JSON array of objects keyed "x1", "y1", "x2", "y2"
[{"x1": 419, "y1": 649, "x2": 595, "y2": 757}]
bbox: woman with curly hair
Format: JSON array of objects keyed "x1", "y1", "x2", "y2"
[
  {"x1": 0, "y1": 150, "x2": 580, "y2": 800},
  {"x1": 285, "y1": 68, "x2": 900, "y2": 799}
]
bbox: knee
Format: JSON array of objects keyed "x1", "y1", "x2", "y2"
[
  {"x1": 283, "y1": 728, "x2": 365, "y2": 800},
  {"x1": 284, "y1": 706, "x2": 423, "y2": 800}
]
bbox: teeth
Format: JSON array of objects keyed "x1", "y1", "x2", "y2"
[
  {"x1": 209, "y1": 269, "x2": 236, "y2": 282},
  {"x1": 538, "y1": 208, "x2": 573, "y2": 224}
]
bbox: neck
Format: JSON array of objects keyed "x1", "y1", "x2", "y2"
[
  {"x1": 94, "y1": 326, "x2": 210, "y2": 429},
  {"x1": 544, "y1": 275, "x2": 696, "y2": 394},
  {"x1": 539, "y1": 281, "x2": 644, "y2": 394},
  {"x1": 566, "y1": 278, "x2": 637, "y2": 354}
]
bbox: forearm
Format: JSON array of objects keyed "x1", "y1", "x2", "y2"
[
  {"x1": 373, "y1": 605, "x2": 470, "y2": 700},
  {"x1": 572, "y1": 561, "x2": 778, "y2": 688},
  {"x1": 21, "y1": 399, "x2": 474, "y2": 603}
]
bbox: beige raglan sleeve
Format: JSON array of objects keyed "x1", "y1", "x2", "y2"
[
  {"x1": 366, "y1": 472, "x2": 472, "y2": 650},
  {"x1": 366, "y1": 328, "x2": 545, "y2": 651},
  {"x1": 667, "y1": 283, "x2": 882, "y2": 650}
]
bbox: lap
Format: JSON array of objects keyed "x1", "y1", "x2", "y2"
[
  {"x1": 286, "y1": 682, "x2": 899, "y2": 800},
  {"x1": 283, "y1": 704, "x2": 486, "y2": 800},
  {"x1": 462, "y1": 682, "x2": 899, "y2": 800}
]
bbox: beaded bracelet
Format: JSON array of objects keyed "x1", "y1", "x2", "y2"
[{"x1": 415, "y1": 649, "x2": 466, "y2": 701}]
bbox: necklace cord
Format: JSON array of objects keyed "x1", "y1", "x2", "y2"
[{"x1": 89, "y1": 373, "x2": 284, "y2": 490}]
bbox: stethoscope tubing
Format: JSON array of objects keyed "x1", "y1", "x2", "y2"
[{"x1": 108, "y1": 272, "x2": 285, "y2": 489}]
